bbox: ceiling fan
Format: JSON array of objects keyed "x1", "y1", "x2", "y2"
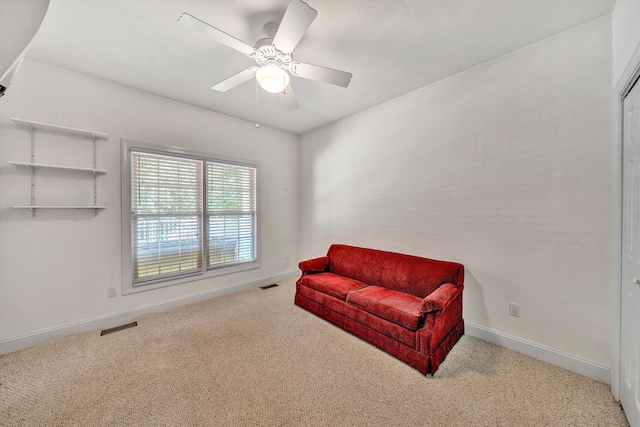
[{"x1": 178, "y1": 0, "x2": 352, "y2": 110}]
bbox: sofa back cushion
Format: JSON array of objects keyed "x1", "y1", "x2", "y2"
[
  {"x1": 326, "y1": 244, "x2": 464, "y2": 299},
  {"x1": 373, "y1": 251, "x2": 464, "y2": 298},
  {"x1": 326, "y1": 244, "x2": 378, "y2": 284}
]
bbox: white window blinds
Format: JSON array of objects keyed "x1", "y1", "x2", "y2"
[
  {"x1": 126, "y1": 145, "x2": 258, "y2": 289},
  {"x1": 131, "y1": 151, "x2": 203, "y2": 283},
  {"x1": 207, "y1": 161, "x2": 256, "y2": 268}
]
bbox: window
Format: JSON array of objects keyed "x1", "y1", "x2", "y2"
[
  {"x1": 122, "y1": 140, "x2": 258, "y2": 293},
  {"x1": 131, "y1": 152, "x2": 203, "y2": 283},
  {"x1": 206, "y1": 161, "x2": 256, "y2": 268}
]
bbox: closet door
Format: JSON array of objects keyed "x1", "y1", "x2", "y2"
[{"x1": 621, "y1": 76, "x2": 640, "y2": 427}]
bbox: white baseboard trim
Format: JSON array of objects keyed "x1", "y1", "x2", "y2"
[
  {"x1": 0, "y1": 270, "x2": 299, "y2": 355},
  {"x1": 465, "y1": 322, "x2": 610, "y2": 384}
]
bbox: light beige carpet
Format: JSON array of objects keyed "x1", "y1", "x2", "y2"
[{"x1": 0, "y1": 277, "x2": 629, "y2": 426}]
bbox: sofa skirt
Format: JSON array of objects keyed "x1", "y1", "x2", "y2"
[{"x1": 295, "y1": 292, "x2": 464, "y2": 375}]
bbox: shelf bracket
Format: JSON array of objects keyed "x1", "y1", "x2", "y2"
[
  {"x1": 93, "y1": 134, "x2": 98, "y2": 216},
  {"x1": 29, "y1": 126, "x2": 36, "y2": 217}
]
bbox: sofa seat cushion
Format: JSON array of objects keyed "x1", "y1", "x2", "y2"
[
  {"x1": 299, "y1": 272, "x2": 369, "y2": 301},
  {"x1": 346, "y1": 286, "x2": 424, "y2": 331}
]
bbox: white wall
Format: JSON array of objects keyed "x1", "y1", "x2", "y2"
[
  {"x1": 0, "y1": 59, "x2": 298, "y2": 343},
  {"x1": 612, "y1": 0, "x2": 640, "y2": 85},
  {"x1": 299, "y1": 17, "x2": 613, "y2": 366}
]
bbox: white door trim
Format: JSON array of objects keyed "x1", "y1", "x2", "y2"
[{"x1": 611, "y1": 43, "x2": 640, "y2": 400}]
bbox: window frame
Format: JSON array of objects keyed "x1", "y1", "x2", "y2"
[{"x1": 121, "y1": 139, "x2": 260, "y2": 295}]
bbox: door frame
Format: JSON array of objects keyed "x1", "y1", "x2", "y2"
[{"x1": 611, "y1": 42, "x2": 640, "y2": 400}]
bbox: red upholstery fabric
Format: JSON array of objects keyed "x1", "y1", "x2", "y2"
[
  {"x1": 295, "y1": 244, "x2": 464, "y2": 375},
  {"x1": 418, "y1": 292, "x2": 464, "y2": 355},
  {"x1": 295, "y1": 292, "x2": 429, "y2": 374},
  {"x1": 326, "y1": 244, "x2": 378, "y2": 283},
  {"x1": 300, "y1": 272, "x2": 368, "y2": 301},
  {"x1": 346, "y1": 286, "x2": 423, "y2": 331},
  {"x1": 372, "y1": 251, "x2": 464, "y2": 298},
  {"x1": 341, "y1": 315, "x2": 428, "y2": 373},
  {"x1": 298, "y1": 256, "x2": 329, "y2": 274},
  {"x1": 428, "y1": 319, "x2": 465, "y2": 373},
  {"x1": 421, "y1": 283, "x2": 462, "y2": 314},
  {"x1": 298, "y1": 284, "x2": 417, "y2": 347}
]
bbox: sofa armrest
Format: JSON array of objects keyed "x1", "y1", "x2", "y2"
[
  {"x1": 420, "y1": 283, "x2": 462, "y2": 314},
  {"x1": 298, "y1": 256, "x2": 329, "y2": 274}
]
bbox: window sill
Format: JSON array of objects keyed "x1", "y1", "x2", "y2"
[{"x1": 122, "y1": 261, "x2": 261, "y2": 295}]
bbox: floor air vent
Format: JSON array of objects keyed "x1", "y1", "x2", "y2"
[
  {"x1": 259, "y1": 284, "x2": 279, "y2": 290},
  {"x1": 100, "y1": 321, "x2": 137, "y2": 336}
]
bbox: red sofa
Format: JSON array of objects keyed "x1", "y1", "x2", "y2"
[{"x1": 295, "y1": 244, "x2": 465, "y2": 375}]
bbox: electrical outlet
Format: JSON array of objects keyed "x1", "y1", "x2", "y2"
[
  {"x1": 509, "y1": 302, "x2": 521, "y2": 317},
  {"x1": 108, "y1": 287, "x2": 117, "y2": 298}
]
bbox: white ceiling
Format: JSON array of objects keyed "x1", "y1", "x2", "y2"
[{"x1": 24, "y1": 0, "x2": 616, "y2": 135}]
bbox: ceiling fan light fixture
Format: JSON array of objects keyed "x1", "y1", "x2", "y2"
[
  {"x1": 256, "y1": 63, "x2": 290, "y2": 93},
  {"x1": 179, "y1": 0, "x2": 351, "y2": 111}
]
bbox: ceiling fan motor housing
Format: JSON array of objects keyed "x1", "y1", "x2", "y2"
[{"x1": 251, "y1": 39, "x2": 292, "y2": 71}]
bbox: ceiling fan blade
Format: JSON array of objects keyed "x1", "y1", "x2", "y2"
[
  {"x1": 272, "y1": 0, "x2": 318, "y2": 54},
  {"x1": 289, "y1": 62, "x2": 352, "y2": 87},
  {"x1": 178, "y1": 13, "x2": 255, "y2": 55},
  {"x1": 211, "y1": 67, "x2": 258, "y2": 92},
  {"x1": 279, "y1": 84, "x2": 299, "y2": 110}
]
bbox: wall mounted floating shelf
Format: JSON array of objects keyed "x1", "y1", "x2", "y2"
[
  {"x1": 14, "y1": 206, "x2": 108, "y2": 210},
  {"x1": 11, "y1": 118, "x2": 109, "y2": 140},
  {"x1": 8, "y1": 161, "x2": 107, "y2": 175},
  {"x1": 9, "y1": 118, "x2": 109, "y2": 216}
]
